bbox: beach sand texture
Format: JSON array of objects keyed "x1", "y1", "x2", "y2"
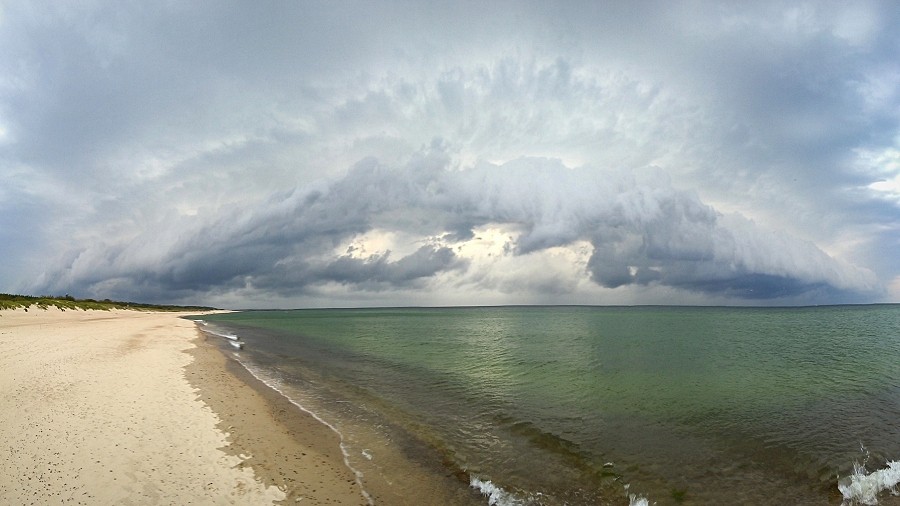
[{"x1": 0, "y1": 308, "x2": 367, "y2": 505}]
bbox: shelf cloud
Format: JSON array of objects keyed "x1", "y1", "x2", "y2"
[
  {"x1": 32, "y1": 149, "x2": 878, "y2": 305},
  {"x1": 2, "y1": 2, "x2": 897, "y2": 306}
]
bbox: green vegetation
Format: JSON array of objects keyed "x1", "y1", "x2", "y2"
[{"x1": 0, "y1": 293, "x2": 216, "y2": 312}]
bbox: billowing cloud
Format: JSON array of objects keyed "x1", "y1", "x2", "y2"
[
  {"x1": 33, "y1": 148, "x2": 878, "y2": 305},
  {"x1": 2, "y1": 1, "x2": 898, "y2": 306}
]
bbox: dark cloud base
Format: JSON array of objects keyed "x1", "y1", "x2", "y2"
[{"x1": 34, "y1": 148, "x2": 879, "y2": 306}]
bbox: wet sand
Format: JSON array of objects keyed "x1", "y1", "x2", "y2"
[{"x1": 186, "y1": 328, "x2": 369, "y2": 504}]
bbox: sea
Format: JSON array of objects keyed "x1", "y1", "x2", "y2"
[{"x1": 192, "y1": 305, "x2": 900, "y2": 505}]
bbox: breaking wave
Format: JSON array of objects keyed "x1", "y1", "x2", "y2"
[
  {"x1": 197, "y1": 325, "x2": 240, "y2": 341},
  {"x1": 470, "y1": 476, "x2": 526, "y2": 506},
  {"x1": 839, "y1": 460, "x2": 900, "y2": 505}
]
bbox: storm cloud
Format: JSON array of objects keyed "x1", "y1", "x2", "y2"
[
  {"x1": 2, "y1": 2, "x2": 898, "y2": 307},
  {"x1": 32, "y1": 149, "x2": 877, "y2": 305}
]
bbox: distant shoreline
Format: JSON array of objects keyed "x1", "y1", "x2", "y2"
[{"x1": 0, "y1": 293, "x2": 216, "y2": 312}]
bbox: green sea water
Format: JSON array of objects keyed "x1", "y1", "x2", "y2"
[{"x1": 197, "y1": 305, "x2": 900, "y2": 505}]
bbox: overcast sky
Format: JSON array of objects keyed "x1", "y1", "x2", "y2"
[{"x1": 1, "y1": 1, "x2": 898, "y2": 308}]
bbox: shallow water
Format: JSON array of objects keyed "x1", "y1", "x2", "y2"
[{"x1": 197, "y1": 305, "x2": 900, "y2": 505}]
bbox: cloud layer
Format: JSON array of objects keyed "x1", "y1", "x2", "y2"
[
  {"x1": 33, "y1": 148, "x2": 878, "y2": 306},
  {"x1": 2, "y1": 2, "x2": 898, "y2": 306}
]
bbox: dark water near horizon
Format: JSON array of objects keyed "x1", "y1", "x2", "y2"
[{"x1": 194, "y1": 305, "x2": 900, "y2": 505}]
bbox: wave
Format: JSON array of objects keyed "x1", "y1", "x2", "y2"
[
  {"x1": 198, "y1": 326, "x2": 240, "y2": 341},
  {"x1": 622, "y1": 483, "x2": 651, "y2": 506},
  {"x1": 628, "y1": 494, "x2": 650, "y2": 506},
  {"x1": 470, "y1": 471, "x2": 651, "y2": 506},
  {"x1": 470, "y1": 476, "x2": 526, "y2": 506},
  {"x1": 839, "y1": 460, "x2": 900, "y2": 505}
]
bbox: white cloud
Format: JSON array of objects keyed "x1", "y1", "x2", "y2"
[
  {"x1": 869, "y1": 176, "x2": 900, "y2": 203},
  {"x1": 856, "y1": 145, "x2": 900, "y2": 203}
]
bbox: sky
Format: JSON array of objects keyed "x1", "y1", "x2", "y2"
[{"x1": 1, "y1": 1, "x2": 898, "y2": 308}]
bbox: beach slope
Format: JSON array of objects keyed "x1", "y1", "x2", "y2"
[{"x1": 0, "y1": 308, "x2": 365, "y2": 504}]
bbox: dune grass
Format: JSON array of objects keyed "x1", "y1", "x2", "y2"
[{"x1": 0, "y1": 293, "x2": 215, "y2": 312}]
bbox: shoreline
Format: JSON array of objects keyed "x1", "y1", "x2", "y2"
[
  {"x1": 0, "y1": 308, "x2": 368, "y2": 504},
  {"x1": 185, "y1": 326, "x2": 369, "y2": 504},
  {"x1": 198, "y1": 317, "x2": 490, "y2": 506}
]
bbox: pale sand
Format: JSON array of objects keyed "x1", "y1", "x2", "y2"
[{"x1": 0, "y1": 308, "x2": 368, "y2": 505}]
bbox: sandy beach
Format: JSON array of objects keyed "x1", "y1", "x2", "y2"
[{"x1": 0, "y1": 308, "x2": 368, "y2": 505}]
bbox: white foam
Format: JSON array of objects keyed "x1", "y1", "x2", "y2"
[
  {"x1": 622, "y1": 482, "x2": 652, "y2": 506},
  {"x1": 470, "y1": 476, "x2": 524, "y2": 506},
  {"x1": 197, "y1": 325, "x2": 240, "y2": 341},
  {"x1": 629, "y1": 493, "x2": 650, "y2": 506},
  {"x1": 839, "y1": 461, "x2": 900, "y2": 505}
]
